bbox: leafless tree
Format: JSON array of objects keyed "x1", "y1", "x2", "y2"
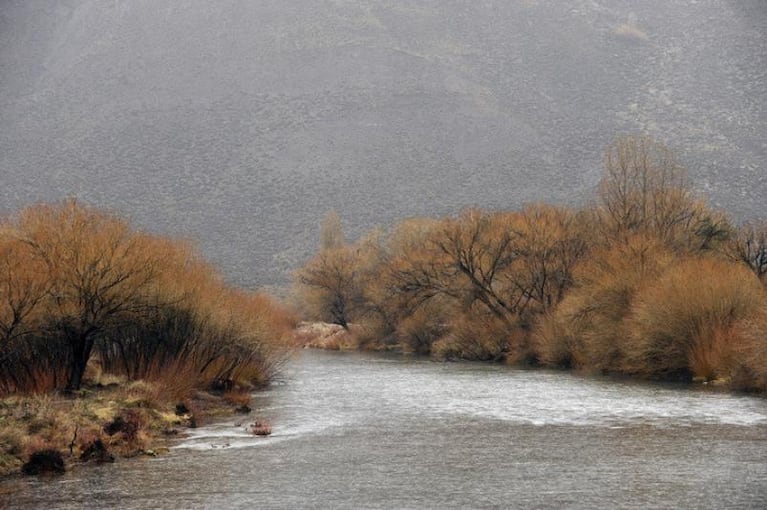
[{"x1": 17, "y1": 200, "x2": 161, "y2": 391}]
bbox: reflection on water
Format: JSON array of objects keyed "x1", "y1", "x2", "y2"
[{"x1": 4, "y1": 350, "x2": 767, "y2": 509}]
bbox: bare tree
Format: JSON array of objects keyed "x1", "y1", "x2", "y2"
[
  {"x1": 435, "y1": 210, "x2": 521, "y2": 324},
  {"x1": 387, "y1": 210, "x2": 524, "y2": 326},
  {"x1": 599, "y1": 135, "x2": 697, "y2": 241},
  {"x1": 727, "y1": 221, "x2": 767, "y2": 280},
  {"x1": 17, "y1": 200, "x2": 162, "y2": 391},
  {"x1": 296, "y1": 246, "x2": 362, "y2": 329},
  {"x1": 514, "y1": 204, "x2": 590, "y2": 313}
]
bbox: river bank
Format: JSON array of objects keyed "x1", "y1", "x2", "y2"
[
  {"x1": 0, "y1": 374, "x2": 259, "y2": 480},
  {"x1": 294, "y1": 321, "x2": 760, "y2": 395}
]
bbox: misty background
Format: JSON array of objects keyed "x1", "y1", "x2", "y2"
[{"x1": 1, "y1": 0, "x2": 765, "y2": 289}]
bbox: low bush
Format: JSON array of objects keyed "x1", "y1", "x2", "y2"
[
  {"x1": 22, "y1": 449, "x2": 65, "y2": 475},
  {"x1": 432, "y1": 309, "x2": 511, "y2": 362},
  {"x1": 535, "y1": 234, "x2": 675, "y2": 372},
  {"x1": 396, "y1": 303, "x2": 448, "y2": 355},
  {"x1": 626, "y1": 258, "x2": 765, "y2": 381}
]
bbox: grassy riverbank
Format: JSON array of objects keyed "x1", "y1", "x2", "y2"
[
  {"x1": 0, "y1": 200, "x2": 296, "y2": 478},
  {"x1": 0, "y1": 374, "x2": 259, "y2": 478},
  {"x1": 294, "y1": 136, "x2": 767, "y2": 393}
]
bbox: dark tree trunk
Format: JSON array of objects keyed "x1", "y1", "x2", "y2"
[{"x1": 65, "y1": 333, "x2": 94, "y2": 392}]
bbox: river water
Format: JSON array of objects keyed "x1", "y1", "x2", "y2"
[{"x1": 4, "y1": 350, "x2": 767, "y2": 509}]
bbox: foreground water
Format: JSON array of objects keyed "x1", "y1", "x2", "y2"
[{"x1": 4, "y1": 350, "x2": 767, "y2": 508}]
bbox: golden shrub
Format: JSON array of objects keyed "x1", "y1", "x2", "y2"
[{"x1": 626, "y1": 258, "x2": 765, "y2": 381}]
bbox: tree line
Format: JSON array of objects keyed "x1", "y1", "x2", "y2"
[
  {"x1": 295, "y1": 135, "x2": 767, "y2": 391},
  {"x1": 0, "y1": 199, "x2": 294, "y2": 395}
]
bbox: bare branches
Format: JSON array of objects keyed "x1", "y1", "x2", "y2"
[
  {"x1": 726, "y1": 221, "x2": 767, "y2": 280},
  {"x1": 296, "y1": 247, "x2": 363, "y2": 329},
  {"x1": 0, "y1": 235, "x2": 50, "y2": 343},
  {"x1": 434, "y1": 210, "x2": 520, "y2": 322},
  {"x1": 599, "y1": 135, "x2": 698, "y2": 243}
]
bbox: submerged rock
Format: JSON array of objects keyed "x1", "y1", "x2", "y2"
[{"x1": 250, "y1": 420, "x2": 272, "y2": 436}]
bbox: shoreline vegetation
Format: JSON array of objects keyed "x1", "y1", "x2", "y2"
[
  {"x1": 294, "y1": 135, "x2": 767, "y2": 394},
  {"x1": 0, "y1": 199, "x2": 296, "y2": 478},
  {"x1": 3, "y1": 134, "x2": 767, "y2": 482}
]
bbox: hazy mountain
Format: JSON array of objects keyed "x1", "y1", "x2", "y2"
[{"x1": 1, "y1": 0, "x2": 765, "y2": 289}]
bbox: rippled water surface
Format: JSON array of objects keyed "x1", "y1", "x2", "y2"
[{"x1": 4, "y1": 350, "x2": 767, "y2": 508}]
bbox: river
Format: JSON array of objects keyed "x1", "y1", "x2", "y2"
[{"x1": 4, "y1": 350, "x2": 767, "y2": 509}]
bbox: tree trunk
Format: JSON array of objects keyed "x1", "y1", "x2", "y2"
[{"x1": 65, "y1": 333, "x2": 94, "y2": 392}]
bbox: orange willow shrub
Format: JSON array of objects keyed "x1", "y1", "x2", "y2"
[
  {"x1": 0, "y1": 200, "x2": 295, "y2": 395},
  {"x1": 293, "y1": 137, "x2": 759, "y2": 373},
  {"x1": 11, "y1": 200, "x2": 169, "y2": 391},
  {"x1": 625, "y1": 258, "x2": 766, "y2": 382},
  {"x1": 295, "y1": 206, "x2": 593, "y2": 358},
  {"x1": 534, "y1": 234, "x2": 675, "y2": 371},
  {"x1": 432, "y1": 306, "x2": 511, "y2": 362},
  {"x1": 395, "y1": 298, "x2": 449, "y2": 355},
  {"x1": 510, "y1": 204, "x2": 591, "y2": 319},
  {"x1": 381, "y1": 211, "x2": 519, "y2": 356},
  {"x1": 97, "y1": 249, "x2": 295, "y2": 390},
  {"x1": 377, "y1": 217, "x2": 450, "y2": 318},
  {"x1": 0, "y1": 232, "x2": 58, "y2": 393},
  {"x1": 727, "y1": 315, "x2": 767, "y2": 392},
  {"x1": 296, "y1": 243, "x2": 379, "y2": 334},
  {"x1": 358, "y1": 218, "x2": 447, "y2": 350}
]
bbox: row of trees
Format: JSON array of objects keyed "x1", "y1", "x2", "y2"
[
  {"x1": 295, "y1": 136, "x2": 767, "y2": 391},
  {"x1": 0, "y1": 200, "x2": 294, "y2": 395}
]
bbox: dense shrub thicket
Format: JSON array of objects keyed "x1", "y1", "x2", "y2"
[
  {"x1": 295, "y1": 136, "x2": 767, "y2": 391},
  {"x1": 0, "y1": 199, "x2": 295, "y2": 395}
]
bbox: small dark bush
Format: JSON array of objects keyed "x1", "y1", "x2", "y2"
[
  {"x1": 103, "y1": 410, "x2": 143, "y2": 441},
  {"x1": 79, "y1": 439, "x2": 114, "y2": 464},
  {"x1": 22, "y1": 449, "x2": 65, "y2": 475}
]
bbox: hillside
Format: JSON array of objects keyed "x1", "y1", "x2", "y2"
[{"x1": 1, "y1": 0, "x2": 764, "y2": 288}]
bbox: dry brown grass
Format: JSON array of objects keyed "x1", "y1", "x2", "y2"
[
  {"x1": 222, "y1": 389, "x2": 251, "y2": 408},
  {"x1": 0, "y1": 379, "x2": 225, "y2": 476}
]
